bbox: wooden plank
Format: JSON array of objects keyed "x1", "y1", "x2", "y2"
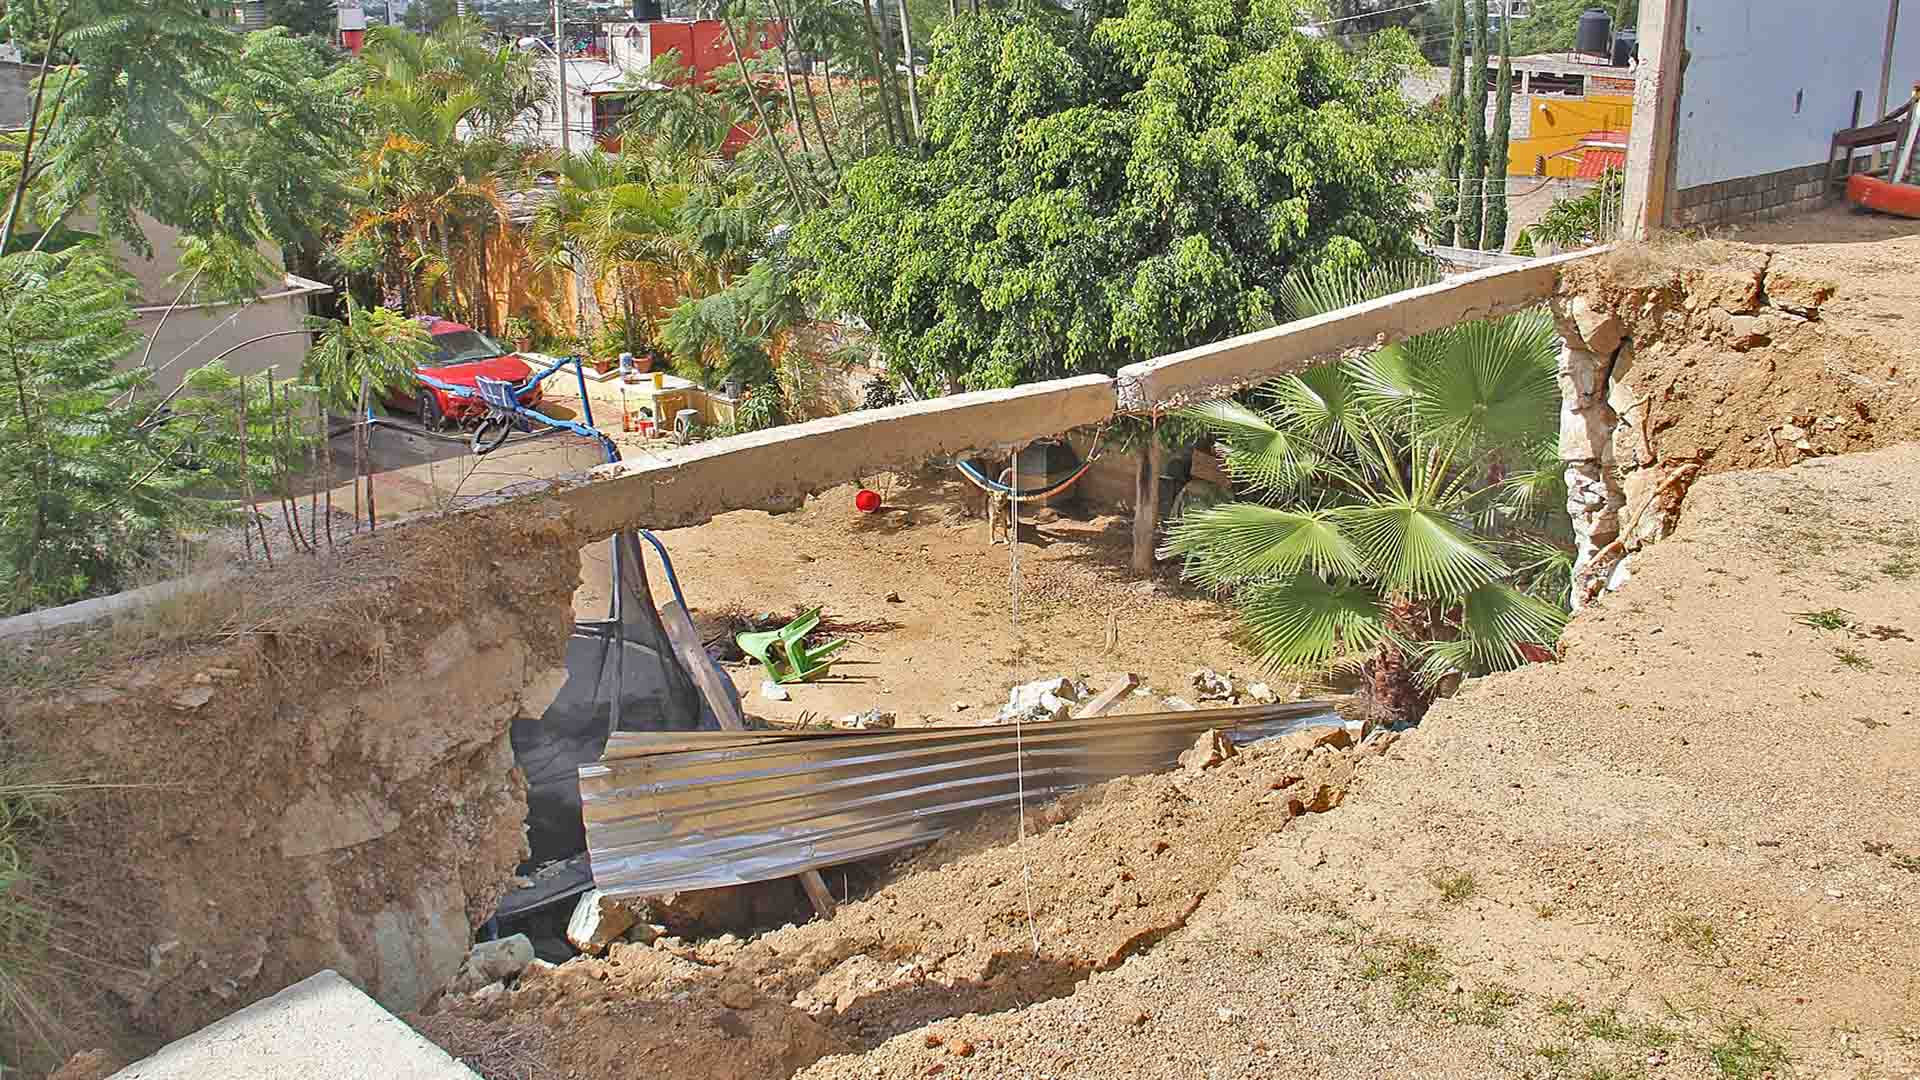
[
  {"x1": 1072, "y1": 673, "x2": 1140, "y2": 719},
  {"x1": 623, "y1": 532, "x2": 839, "y2": 920}
]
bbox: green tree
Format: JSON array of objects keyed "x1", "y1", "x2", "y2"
[
  {"x1": 262, "y1": 0, "x2": 337, "y2": 37},
  {"x1": 1456, "y1": 0, "x2": 1488, "y2": 248},
  {"x1": 1482, "y1": 19, "x2": 1513, "y2": 250},
  {"x1": 343, "y1": 20, "x2": 543, "y2": 325},
  {"x1": 1434, "y1": 0, "x2": 1467, "y2": 244},
  {"x1": 794, "y1": 0, "x2": 1437, "y2": 393},
  {"x1": 1530, "y1": 167, "x2": 1624, "y2": 251},
  {"x1": 1161, "y1": 263, "x2": 1571, "y2": 724},
  {"x1": 1612, "y1": 0, "x2": 1636, "y2": 32},
  {"x1": 1507, "y1": 0, "x2": 1589, "y2": 55},
  {"x1": 528, "y1": 149, "x2": 691, "y2": 356}
]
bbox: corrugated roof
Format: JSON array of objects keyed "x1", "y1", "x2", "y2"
[{"x1": 582, "y1": 701, "x2": 1343, "y2": 897}]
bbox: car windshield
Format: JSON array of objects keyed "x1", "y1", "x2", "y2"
[{"x1": 428, "y1": 329, "x2": 508, "y2": 366}]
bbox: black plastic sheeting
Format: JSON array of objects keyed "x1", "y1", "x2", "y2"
[{"x1": 501, "y1": 536, "x2": 733, "y2": 918}]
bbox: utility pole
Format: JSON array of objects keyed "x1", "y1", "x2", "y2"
[{"x1": 554, "y1": 0, "x2": 570, "y2": 154}]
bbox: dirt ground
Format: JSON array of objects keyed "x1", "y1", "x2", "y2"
[
  {"x1": 422, "y1": 441, "x2": 1920, "y2": 1080},
  {"x1": 574, "y1": 471, "x2": 1276, "y2": 725}
]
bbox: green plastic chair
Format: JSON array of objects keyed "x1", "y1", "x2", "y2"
[{"x1": 736, "y1": 607, "x2": 850, "y2": 684}]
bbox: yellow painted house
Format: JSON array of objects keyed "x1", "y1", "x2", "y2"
[{"x1": 1491, "y1": 53, "x2": 1637, "y2": 180}]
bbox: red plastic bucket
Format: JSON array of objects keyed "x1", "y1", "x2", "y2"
[{"x1": 854, "y1": 489, "x2": 882, "y2": 513}]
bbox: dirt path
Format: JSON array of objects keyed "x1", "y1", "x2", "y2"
[{"x1": 573, "y1": 471, "x2": 1276, "y2": 724}]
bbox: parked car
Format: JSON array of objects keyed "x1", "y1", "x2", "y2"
[{"x1": 386, "y1": 318, "x2": 544, "y2": 429}]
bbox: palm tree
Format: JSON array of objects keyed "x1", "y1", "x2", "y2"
[
  {"x1": 344, "y1": 21, "x2": 545, "y2": 327},
  {"x1": 1161, "y1": 262, "x2": 1572, "y2": 723},
  {"x1": 528, "y1": 148, "x2": 691, "y2": 356}
]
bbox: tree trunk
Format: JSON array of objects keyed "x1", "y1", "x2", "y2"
[
  {"x1": 721, "y1": 16, "x2": 812, "y2": 212},
  {"x1": 360, "y1": 375, "x2": 377, "y2": 531},
  {"x1": 860, "y1": 0, "x2": 905, "y2": 146},
  {"x1": 1130, "y1": 426, "x2": 1161, "y2": 573},
  {"x1": 896, "y1": 0, "x2": 922, "y2": 140}
]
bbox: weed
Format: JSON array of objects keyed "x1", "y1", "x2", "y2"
[
  {"x1": 1534, "y1": 901, "x2": 1559, "y2": 919},
  {"x1": 1431, "y1": 867, "x2": 1478, "y2": 904},
  {"x1": 1536, "y1": 1043, "x2": 1574, "y2": 1063},
  {"x1": 1792, "y1": 607, "x2": 1855, "y2": 631},
  {"x1": 1585, "y1": 1008, "x2": 1634, "y2": 1042},
  {"x1": 1547, "y1": 996, "x2": 1583, "y2": 1020},
  {"x1": 1449, "y1": 984, "x2": 1520, "y2": 1027},
  {"x1": 1359, "y1": 937, "x2": 1450, "y2": 1011},
  {"x1": 1832, "y1": 646, "x2": 1874, "y2": 671},
  {"x1": 1895, "y1": 854, "x2": 1920, "y2": 874},
  {"x1": 1882, "y1": 553, "x2": 1915, "y2": 581},
  {"x1": 1708, "y1": 1018, "x2": 1790, "y2": 1079},
  {"x1": 1665, "y1": 913, "x2": 1719, "y2": 958}
]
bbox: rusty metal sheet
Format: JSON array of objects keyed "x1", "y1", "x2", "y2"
[{"x1": 581, "y1": 701, "x2": 1341, "y2": 897}]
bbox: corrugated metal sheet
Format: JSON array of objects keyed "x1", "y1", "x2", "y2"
[{"x1": 582, "y1": 701, "x2": 1341, "y2": 897}]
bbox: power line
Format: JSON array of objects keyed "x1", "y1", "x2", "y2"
[{"x1": 1304, "y1": 0, "x2": 1442, "y2": 29}]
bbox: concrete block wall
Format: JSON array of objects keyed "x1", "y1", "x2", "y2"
[{"x1": 1669, "y1": 162, "x2": 1836, "y2": 228}]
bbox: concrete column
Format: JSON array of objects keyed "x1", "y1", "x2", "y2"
[{"x1": 1622, "y1": 0, "x2": 1687, "y2": 238}]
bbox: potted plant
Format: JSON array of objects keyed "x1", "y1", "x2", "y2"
[{"x1": 504, "y1": 315, "x2": 535, "y2": 352}]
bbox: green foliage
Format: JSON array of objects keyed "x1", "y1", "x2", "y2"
[
  {"x1": 0, "y1": 247, "x2": 272, "y2": 612},
  {"x1": 167, "y1": 235, "x2": 280, "y2": 307},
  {"x1": 1511, "y1": 227, "x2": 1536, "y2": 257},
  {"x1": 732, "y1": 383, "x2": 785, "y2": 432},
  {"x1": 1613, "y1": 0, "x2": 1637, "y2": 32},
  {"x1": 262, "y1": 0, "x2": 339, "y2": 38},
  {"x1": 1482, "y1": 22, "x2": 1513, "y2": 251},
  {"x1": 793, "y1": 0, "x2": 1438, "y2": 393},
  {"x1": 662, "y1": 253, "x2": 800, "y2": 389},
  {"x1": 1508, "y1": 0, "x2": 1599, "y2": 56},
  {"x1": 302, "y1": 300, "x2": 433, "y2": 411},
  {"x1": 1457, "y1": 1, "x2": 1490, "y2": 248},
  {"x1": 1434, "y1": 0, "x2": 1468, "y2": 243},
  {"x1": 1161, "y1": 264, "x2": 1571, "y2": 713},
  {"x1": 1, "y1": 5, "x2": 354, "y2": 259},
  {"x1": 168, "y1": 362, "x2": 317, "y2": 505},
  {"x1": 1532, "y1": 168, "x2": 1625, "y2": 251}
]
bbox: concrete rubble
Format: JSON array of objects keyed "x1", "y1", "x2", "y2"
[
  {"x1": 445, "y1": 934, "x2": 534, "y2": 996},
  {"x1": 997, "y1": 677, "x2": 1091, "y2": 724},
  {"x1": 566, "y1": 890, "x2": 639, "y2": 956}
]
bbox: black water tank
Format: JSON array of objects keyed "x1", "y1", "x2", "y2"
[
  {"x1": 1611, "y1": 29, "x2": 1638, "y2": 67},
  {"x1": 1576, "y1": 8, "x2": 1612, "y2": 56},
  {"x1": 633, "y1": 0, "x2": 662, "y2": 20}
]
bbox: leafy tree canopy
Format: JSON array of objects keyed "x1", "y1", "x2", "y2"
[{"x1": 791, "y1": 0, "x2": 1438, "y2": 392}]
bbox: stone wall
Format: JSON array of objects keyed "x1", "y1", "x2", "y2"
[{"x1": 1669, "y1": 162, "x2": 1835, "y2": 229}]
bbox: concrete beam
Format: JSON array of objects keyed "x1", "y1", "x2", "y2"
[
  {"x1": 111, "y1": 970, "x2": 478, "y2": 1080},
  {"x1": 516, "y1": 375, "x2": 1116, "y2": 537},
  {"x1": 1112, "y1": 250, "x2": 1603, "y2": 412},
  {"x1": 1623, "y1": 0, "x2": 1687, "y2": 238}
]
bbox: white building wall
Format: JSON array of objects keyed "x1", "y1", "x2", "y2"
[{"x1": 1673, "y1": 0, "x2": 1920, "y2": 190}]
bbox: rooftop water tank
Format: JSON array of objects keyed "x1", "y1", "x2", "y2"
[
  {"x1": 1576, "y1": 8, "x2": 1613, "y2": 57},
  {"x1": 1611, "y1": 29, "x2": 1639, "y2": 67}
]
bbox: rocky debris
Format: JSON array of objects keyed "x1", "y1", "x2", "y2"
[
  {"x1": 717, "y1": 979, "x2": 757, "y2": 1009},
  {"x1": 1177, "y1": 730, "x2": 1237, "y2": 774},
  {"x1": 1161, "y1": 695, "x2": 1196, "y2": 711},
  {"x1": 1189, "y1": 668, "x2": 1235, "y2": 702},
  {"x1": 1282, "y1": 725, "x2": 1353, "y2": 752},
  {"x1": 167, "y1": 685, "x2": 214, "y2": 711},
  {"x1": 1286, "y1": 782, "x2": 1346, "y2": 815},
  {"x1": 835, "y1": 709, "x2": 895, "y2": 730},
  {"x1": 48, "y1": 1050, "x2": 119, "y2": 1080},
  {"x1": 567, "y1": 890, "x2": 639, "y2": 956},
  {"x1": 1245, "y1": 682, "x2": 1278, "y2": 703},
  {"x1": 761, "y1": 680, "x2": 791, "y2": 702},
  {"x1": 950, "y1": 702, "x2": 970, "y2": 713},
  {"x1": 1763, "y1": 268, "x2": 1836, "y2": 315},
  {"x1": 997, "y1": 677, "x2": 1089, "y2": 724},
  {"x1": 448, "y1": 934, "x2": 534, "y2": 995}
]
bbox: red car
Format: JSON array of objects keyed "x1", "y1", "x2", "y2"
[{"x1": 389, "y1": 318, "x2": 544, "y2": 429}]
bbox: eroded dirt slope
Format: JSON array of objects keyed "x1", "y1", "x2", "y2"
[{"x1": 425, "y1": 446, "x2": 1920, "y2": 1080}]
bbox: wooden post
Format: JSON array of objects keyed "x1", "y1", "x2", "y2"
[
  {"x1": 1130, "y1": 419, "x2": 1161, "y2": 574},
  {"x1": 1880, "y1": 0, "x2": 1903, "y2": 121}
]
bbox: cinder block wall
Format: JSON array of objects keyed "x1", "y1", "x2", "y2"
[{"x1": 1669, "y1": 162, "x2": 1836, "y2": 228}]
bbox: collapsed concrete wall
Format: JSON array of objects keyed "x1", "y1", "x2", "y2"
[
  {"x1": 3, "y1": 501, "x2": 582, "y2": 1069},
  {"x1": 1551, "y1": 240, "x2": 1920, "y2": 605}
]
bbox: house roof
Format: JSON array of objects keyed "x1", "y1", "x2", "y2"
[{"x1": 1575, "y1": 148, "x2": 1627, "y2": 179}]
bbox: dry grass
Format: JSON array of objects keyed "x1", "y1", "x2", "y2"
[{"x1": 1603, "y1": 237, "x2": 1754, "y2": 290}]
